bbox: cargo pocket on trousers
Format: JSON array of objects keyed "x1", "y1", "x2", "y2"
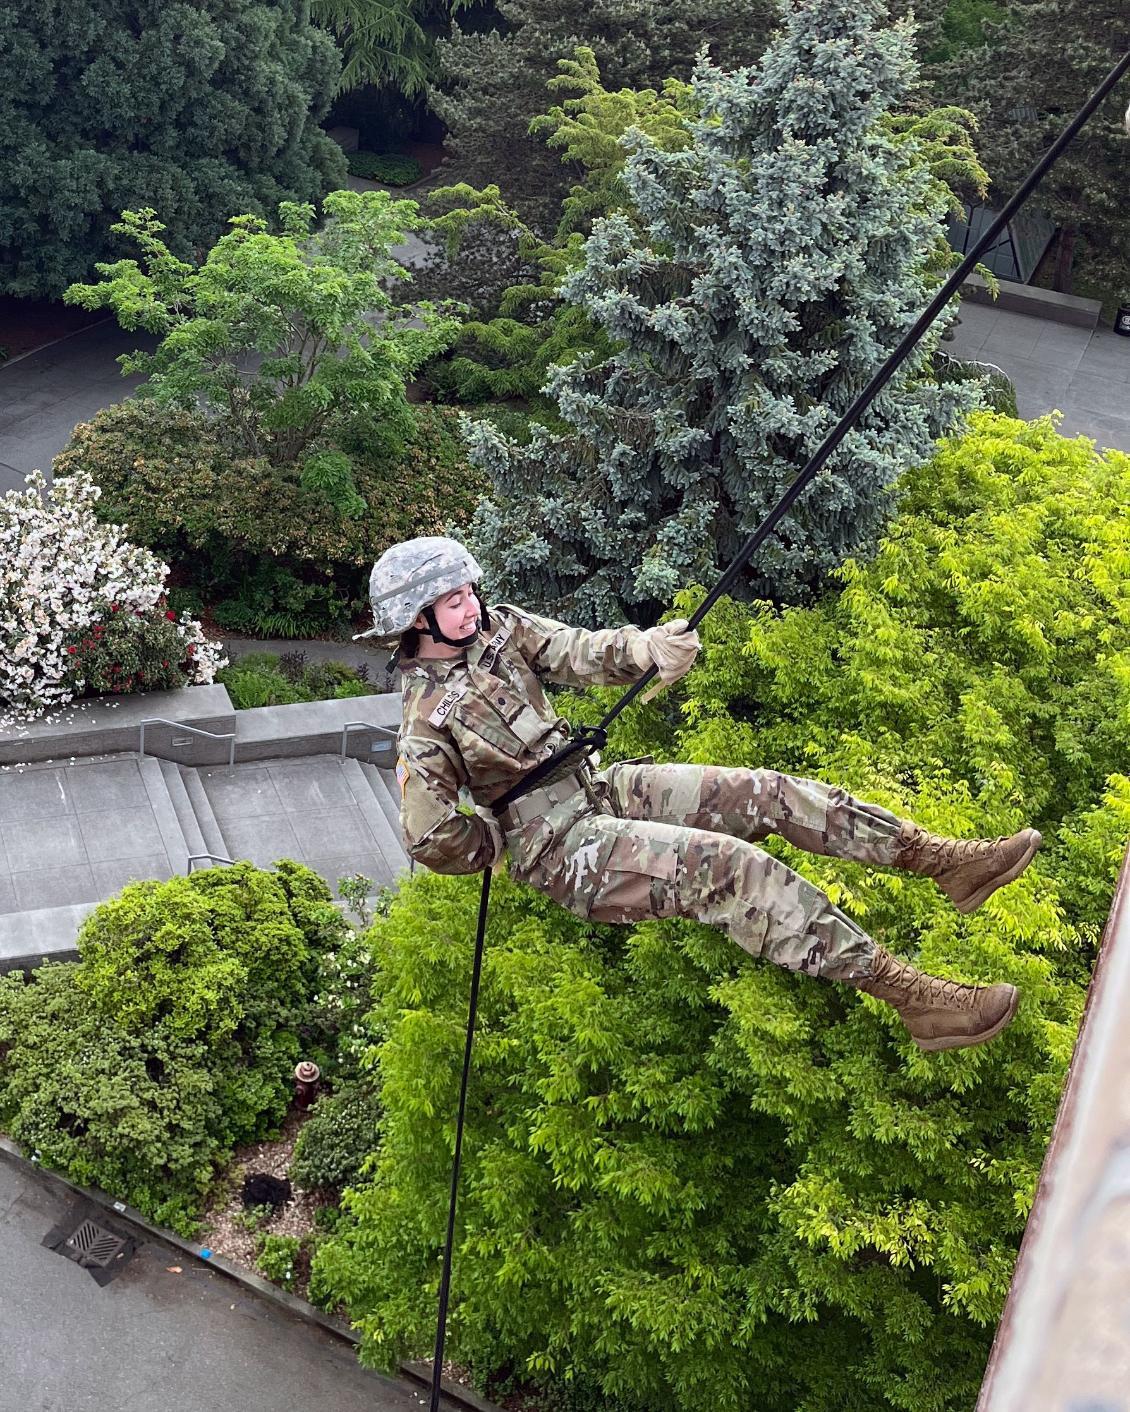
[{"x1": 587, "y1": 831, "x2": 680, "y2": 923}]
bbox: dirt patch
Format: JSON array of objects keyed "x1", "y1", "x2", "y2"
[
  {"x1": 0, "y1": 296, "x2": 107, "y2": 364},
  {"x1": 198, "y1": 1107, "x2": 328, "y2": 1301}
]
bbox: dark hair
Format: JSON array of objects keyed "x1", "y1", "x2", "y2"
[{"x1": 398, "y1": 626, "x2": 421, "y2": 660}]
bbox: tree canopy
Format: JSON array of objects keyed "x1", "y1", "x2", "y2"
[
  {"x1": 0, "y1": 0, "x2": 346, "y2": 298},
  {"x1": 465, "y1": 0, "x2": 981, "y2": 625}
]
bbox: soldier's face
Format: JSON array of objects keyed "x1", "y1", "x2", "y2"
[{"x1": 415, "y1": 582, "x2": 481, "y2": 647}]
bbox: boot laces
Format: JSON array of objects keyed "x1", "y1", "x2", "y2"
[
  {"x1": 911, "y1": 833, "x2": 1005, "y2": 874},
  {"x1": 906, "y1": 963, "x2": 980, "y2": 1010}
]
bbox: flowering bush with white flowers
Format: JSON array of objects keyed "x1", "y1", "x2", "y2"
[{"x1": 0, "y1": 468, "x2": 225, "y2": 719}]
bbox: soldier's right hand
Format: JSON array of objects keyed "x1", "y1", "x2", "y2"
[{"x1": 631, "y1": 617, "x2": 701, "y2": 685}]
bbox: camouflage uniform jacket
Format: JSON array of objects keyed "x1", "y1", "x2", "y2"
[{"x1": 397, "y1": 604, "x2": 650, "y2": 874}]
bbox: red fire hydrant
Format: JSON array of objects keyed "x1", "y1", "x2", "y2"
[{"x1": 294, "y1": 1061, "x2": 321, "y2": 1110}]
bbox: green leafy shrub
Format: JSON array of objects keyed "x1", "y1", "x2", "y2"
[
  {"x1": 54, "y1": 400, "x2": 487, "y2": 636},
  {"x1": 348, "y1": 152, "x2": 423, "y2": 185},
  {"x1": 63, "y1": 193, "x2": 456, "y2": 468},
  {"x1": 218, "y1": 653, "x2": 372, "y2": 710},
  {"x1": 290, "y1": 1084, "x2": 383, "y2": 1191},
  {"x1": 310, "y1": 413, "x2": 1130, "y2": 1410},
  {"x1": 0, "y1": 861, "x2": 352, "y2": 1235},
  {"x1": 63, "y1": 599, "x2": 202, "y2": 696},
  {"x1": 257, "y1": 1233, "x2": 304, "y2": 1290}
]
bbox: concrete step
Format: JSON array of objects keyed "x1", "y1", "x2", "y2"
[
  {"x1": 179, "y1": 766, "x2": 231, "y2": 865},
  {"x1": 0, "y1": 902, "x2": 98, "y2": 973},
  {"x1": 135, "y1": 755, "x2": 190, "y2": 876},
  {"x1": 358, "y1": 761, "x2": 406, "y2": 852},
  {"x1": 340, "y1": 757, "x2": 411, "y2": 887},
  {"x1": 158, "y1": 759, "x2": 206, "y2": 867}
]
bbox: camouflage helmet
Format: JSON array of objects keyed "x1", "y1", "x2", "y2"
[{"x1": 353, "y1": 535, "x2": 484, "y2": 642}]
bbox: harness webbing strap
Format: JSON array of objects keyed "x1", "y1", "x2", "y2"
[{"x1": 427, "y1": 51, "x2": 1130, "y2": 1412}]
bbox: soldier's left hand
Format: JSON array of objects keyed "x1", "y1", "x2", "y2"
[{"x1": 633, "y1": 618, "x2": 701, "y2": 685}]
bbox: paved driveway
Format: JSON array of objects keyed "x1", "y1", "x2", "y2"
[
  {"x1": 0, "y1": 319, "x2": 156, "y2": 496},
  {"x1": 0, "y1": 1156, "x2": 455, "y2": 1412}
]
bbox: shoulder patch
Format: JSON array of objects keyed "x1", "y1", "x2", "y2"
[
  {"x1": 395, "y1": 754, "x2": 410, "y2": 799},
  {"x1": 427, "y1": 681, "x2": 470, "y2": 728}
]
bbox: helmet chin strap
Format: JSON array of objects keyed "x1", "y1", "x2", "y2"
[{"x1": 420, "y1": 590, "x2": 491, "y2": 650}]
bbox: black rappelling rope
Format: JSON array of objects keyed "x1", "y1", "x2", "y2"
[{"x1": 427, "y1": 51, "x2": 1130, "y2": 1412}]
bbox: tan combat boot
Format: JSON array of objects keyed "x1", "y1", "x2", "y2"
[
  {"x1": 851, "y1": 946, "x2": 1019, "y2": 1052},
  {"x1": 894, "y1": 824, "x2": 1042, "y2": 915}
]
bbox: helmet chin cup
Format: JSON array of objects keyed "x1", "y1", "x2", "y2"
[
  {"x1": 422, "y1": 605, "x2": 481, "y2": 650},
  {"x1": 420, "y1": 585, "x2": 490, "y2": 649}
]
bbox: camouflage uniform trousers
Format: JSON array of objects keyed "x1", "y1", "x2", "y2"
[{"x1": 512, "y1": 762, "x2": 905, "y2": 982}]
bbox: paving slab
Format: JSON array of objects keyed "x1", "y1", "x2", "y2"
[
  {"x1": 0, "y1": 1156, "x2": 461, "y2": 1412},
  {"x1": 947, "y1": 301, "x2": 1130, "y2": 452},
  {"x1": 0, "y1": 758, "x2": 178, "y2": 918}
]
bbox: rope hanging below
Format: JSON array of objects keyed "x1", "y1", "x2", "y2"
[{"x1": 426, "y1": 48, "x2": 1130, "y2": 1412}]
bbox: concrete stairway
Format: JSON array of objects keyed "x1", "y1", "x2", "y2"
[
  {"x1": 0, "y1": 744, "x2": 410, "y2": 974},
  {"x1": 194, "y1": 754, "x2": 410, "y2": 889}
]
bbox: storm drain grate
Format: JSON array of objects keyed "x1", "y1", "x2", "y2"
[
  {"x1": 63, "y1": 1219, "x2": 128, "y2": 1269},
  {"x1": 43, "y1": 1208, "x2": 137, "y2": 1285}
]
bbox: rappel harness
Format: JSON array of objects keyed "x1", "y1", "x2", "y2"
[{"x1": 425, "y1": 53, "x2": 1130, "y2": 1412}]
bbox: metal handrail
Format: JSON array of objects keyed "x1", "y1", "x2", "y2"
[
  {"x1": 187, "y1": 851, "x2": 235, "y2": 872},
  {"x1": 139, "y1": 718, "x2": 236, "y2": 775},
  {"x1": 340, "y1": 720, "x2": 398, "y2": 760}
]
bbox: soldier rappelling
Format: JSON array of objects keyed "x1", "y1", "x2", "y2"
[{"x1": 358, "y1": 535, "x2": 1041, "y2": 1053}]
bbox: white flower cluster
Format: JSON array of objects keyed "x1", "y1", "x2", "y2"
[{"x1": 0, "y1": 469, "x2": 227, "y2": 720}]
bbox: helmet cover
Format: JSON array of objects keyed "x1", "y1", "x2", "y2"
[{"x1": 353, "y1": 536, "x2": 485, "y2": 643}]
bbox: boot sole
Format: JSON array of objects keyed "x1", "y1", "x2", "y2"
[
  {"x1": 949, "y1": 829, "x2": 1043, "y2": 915},
  {"x1": 913, "y1": 985, "x2": 1020, "y2": 1052}
]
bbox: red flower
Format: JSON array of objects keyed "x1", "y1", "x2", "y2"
[
  {"x1": 166, "y1": 611, "x2": 177, "y2": 621},
  {"x1": 66, "y1": 646, "x2": 76, "y2": 654},
  {"x1": 110, "y1": 604, "x2": 119, "y2": 612}
]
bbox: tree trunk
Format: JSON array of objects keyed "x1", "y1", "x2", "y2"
[{"x1": 1053, "y1": 225, "x2": 1077, "y2": 294}]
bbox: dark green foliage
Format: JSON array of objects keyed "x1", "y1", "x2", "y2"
[
  {"x1": 921, "y1": 0, "x2": 1007, "y2": 64},
  {"x1": 211, "y1": 564, "x2": 352, "y2": 639},
  {"x1": 0, "y1": 0, "x2": 346, "y2": 298},
  {"x1": 290, "y1": 1084, "x2": 383, "y2": 1191},
  {"x1": 0, "y1": 862, "x2": 352, "y2": 1235},
  {"x1": 309, "y1": 414, "x2": 1130, "y2": 1409},
  {"x1": 347, "y1": 152, "x2": 424, "y2": 185},
  {"x1": 53, "y1": 399, "x2": 487, "y2": 636},
  {"x1": 953, "y1": 0, "x2": 1130, "y2": 296},
  {"x1": 432, "y1": 0, "x2": 778, "y2": 230}
]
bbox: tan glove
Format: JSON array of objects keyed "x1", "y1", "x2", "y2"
[{"x1": 630, "y1": 618, "x2": 700, "y2": 686}]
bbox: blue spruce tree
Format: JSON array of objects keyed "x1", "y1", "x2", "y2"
[{"x1": 466, "y1": 0, "x2": 980, "y2": 625}]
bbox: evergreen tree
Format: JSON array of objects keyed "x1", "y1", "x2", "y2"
[
  {"x1": 431, "y1": 0, "x2": 778, "y2": 230},
  {"x1": 308, "y1": 0, "x2": 473, "y2": 98},
  {"x1": 422, "y1": 49, "x2": 986, "y2": 407},
  {"x1": 466, "y1": 0, "x2": 980, "y2": 626},
  {"x1": 953, "y1": 0, "x2": 1130, "y2": 294},
  {"x1": 0, "y1": 0, "x2": 346, "y2": 298}
]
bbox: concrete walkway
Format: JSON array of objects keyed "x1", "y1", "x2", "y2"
[
  {"x1": 0, "y1": 1157, "x2": 457, "y2": 1412},
  {"x1": 0, "y1": 319, "x2": 158, "y2": 495},
  {"x1": 945, "y1": 300, "x2": 1130, "y2": 452}
]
